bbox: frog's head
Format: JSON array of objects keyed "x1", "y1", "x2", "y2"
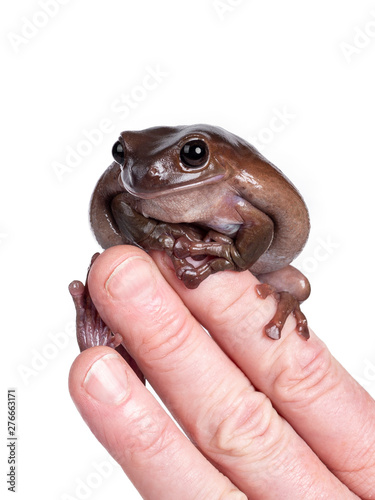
[{"x1": 112, "y1": 124, "x2": 244, "y2": 199}]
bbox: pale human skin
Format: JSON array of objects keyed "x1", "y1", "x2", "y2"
[{"x1": 69, "y1": 246, "x2": 375, "y2": 499}]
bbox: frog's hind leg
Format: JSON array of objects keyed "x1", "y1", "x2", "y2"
[
  {"x1": 69, "y1": 253, "x2": 145, "y2": 384},
  {"x1": 255, "y1": 265, "x2": 311, "y2": 340}
]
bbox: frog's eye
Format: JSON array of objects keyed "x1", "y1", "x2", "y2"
[
  {"x1": 180, "y1": 140, "x2": 208, "y2": 168},
  {"x1": 112, "y1": 141, "x2": 125, "y2": 165}
]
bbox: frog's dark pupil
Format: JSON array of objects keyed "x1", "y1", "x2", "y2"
[
  {"x1": 183, "y1": 144, "x2": 204, "y2": 160},
  {"x1": 180, "y1": 140, "x2": 208, "y2": 167},
  {"x1": 112, "y1": 141, "x2": 125, "y2": 165}
]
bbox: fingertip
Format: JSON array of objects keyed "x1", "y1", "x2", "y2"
[
  {"x1": 150, "y1": 249, "x2": 188, "y2": 291},
  {"x1": 87, "y1": 245, "x2": 152, "y2": 292},
  {"x1": 69, "y1": 346, "x2": 124, "y2": 404},
  {"x1": 86, "y1": 246, "x2": 161, "y2": 331}
]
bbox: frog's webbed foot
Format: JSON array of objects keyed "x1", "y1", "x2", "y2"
[
  {"x1": 255, "y1": 265, "x2": 311, "y2": 340},
  {"x1": 69, "y1": 254, "x2": 122, "y2": 351},
  {"x1": 69, "y1": 253, "x2": 145, "y2": 384},
  {"x1": 256, "y1": 283, "x2": 309, "y2": 340}
]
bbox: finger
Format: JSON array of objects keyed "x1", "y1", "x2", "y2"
[
  {"x1": 69, "y1": 346, "x2": 244, "y2": 500},
  {"x1": 88, "y1": 246, "x2": 356, "y2": 499},
  {"x1": 154, "y1": 251, "x2": 375, "y2": 499}
]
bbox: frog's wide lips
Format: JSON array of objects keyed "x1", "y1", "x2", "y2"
[{"x1": 123, "y1": 173, "x2": 226, "y2": 200}]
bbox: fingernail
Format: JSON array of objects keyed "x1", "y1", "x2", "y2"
[
  {"x1": 105, "y1": 256, "x2": 155, "y2": 300},
  {"x1": 83, "y1": 353, "x2": 129, "y2": 405}
]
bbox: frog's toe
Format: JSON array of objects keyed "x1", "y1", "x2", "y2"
[
  {"x1": 294, "y1": 306, "x2": 310, "y2": 339},
  {"x1": 180, "y1": 268, "x2": 207, "y2": 289},
  {"x1": 264, "y1": 324, "x2": 282, "y2": 340},
  {"x1": 173, "y1": 236, "x2": 193, "y2": 259}
]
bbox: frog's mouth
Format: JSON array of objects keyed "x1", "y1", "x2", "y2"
[
  {"x1": 121, "y1": 173, "x2": 226, "y2": 200},
  {"x1": 120, "y1": 149, "x2": 230, "y2": 199}
]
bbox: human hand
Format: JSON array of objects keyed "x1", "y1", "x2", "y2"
[{"x1": 69, "y1": 246, "x2": 375, "y2": 499}]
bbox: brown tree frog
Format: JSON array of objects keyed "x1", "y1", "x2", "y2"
[{"x1": 70, "y1": 124, "x2": 311, "y2": 364}]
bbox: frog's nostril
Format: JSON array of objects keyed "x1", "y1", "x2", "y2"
[{"x1": 148, "y1": 164, "x2": 164, "y2": 178}]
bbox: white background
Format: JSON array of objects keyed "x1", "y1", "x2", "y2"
[{"x1": 1, "y1": 0, "x2": 375, "y2": 498}]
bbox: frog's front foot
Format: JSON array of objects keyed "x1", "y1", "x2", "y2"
[
  {"x1": 69, "y1": 253, "x2": 145, "y2": 383},
  {"x1": 256, "y1": 283, "x2": 309, "y2": 340},
  {"x1": 172, "y1": 254, "x2": 234, "y2": 289},
  {"x1": 172, "y1": 232, "x2": 237, "y2": 289}
]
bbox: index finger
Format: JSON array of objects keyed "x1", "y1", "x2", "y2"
[
  {"x1": 154, "y1": 251, "x2": 375, "y2": 499},
  {"x1": 88, "y1": 246, "x2": 357, "y2": 499}
]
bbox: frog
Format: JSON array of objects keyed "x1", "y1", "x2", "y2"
[{"x1": 69, "y1": 124, "x2": 311, "y2": 370}]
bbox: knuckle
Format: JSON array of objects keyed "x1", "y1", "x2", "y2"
[
  {"x1": 140, "y1": 306, "x2": 196, "y2": 367},
  {"x1": 272, "y1": 340, "x2": 338, "y2": 407},
  {"x1": 206, "y1": 285, "x2": 276, "y2": 346},
  {"x1": 206, "y1": 388, "x2": 278, "y2": 461},
  {"x1": 122, "y1": 407, "x2": 173, "y2": 462}
]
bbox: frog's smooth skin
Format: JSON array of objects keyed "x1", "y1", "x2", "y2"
[{"x1": 89, "y1": 124, "x2": 311, "y2": 340}]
